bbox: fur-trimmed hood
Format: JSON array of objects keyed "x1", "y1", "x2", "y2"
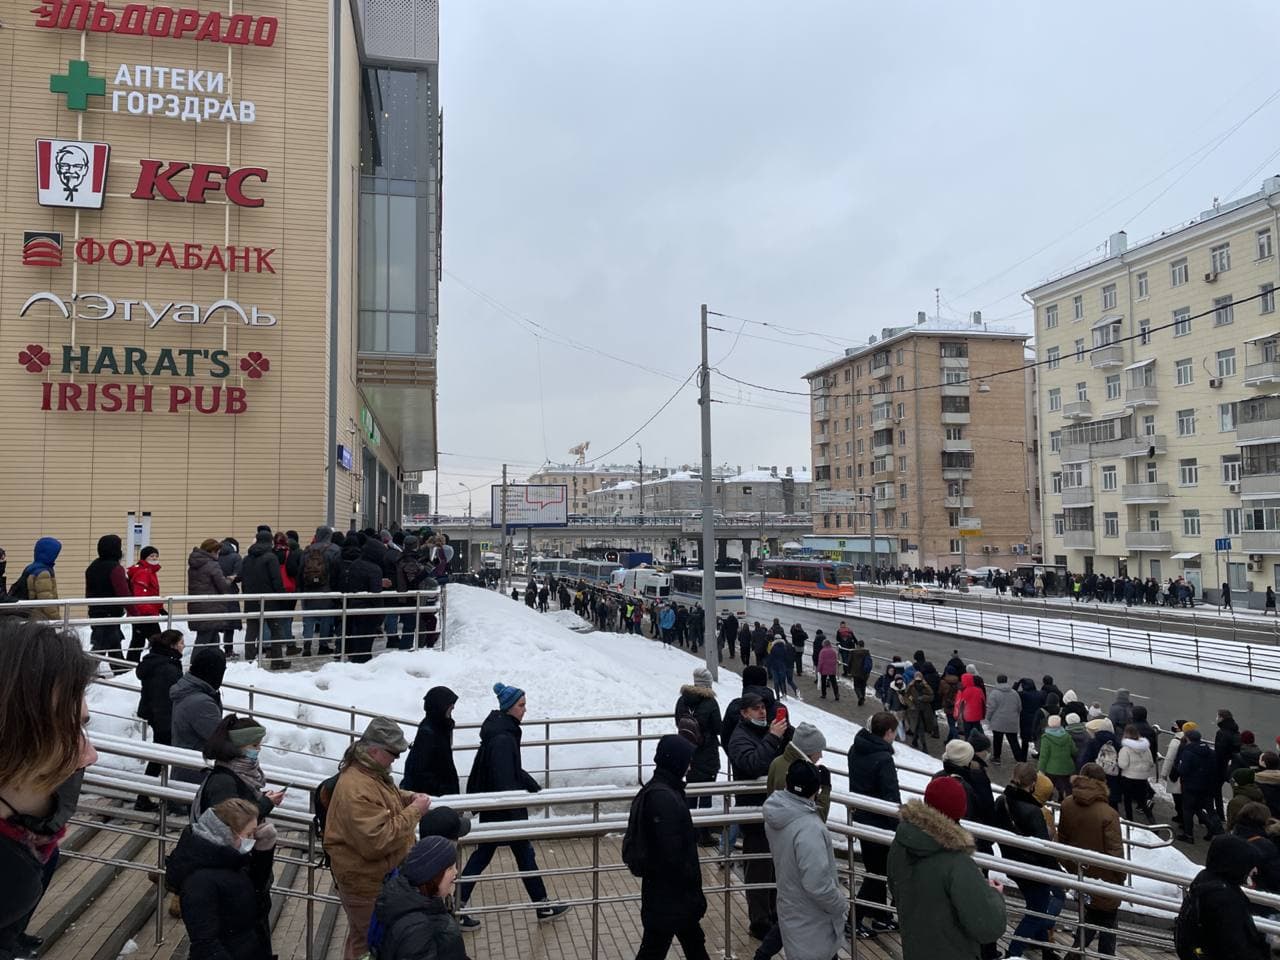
[
  {"x1": 895, "y1": 799, "x2": 975, "y2": 854},
  {"x1": 679, "y1": 684, "x2": 716, "y2": 700}
]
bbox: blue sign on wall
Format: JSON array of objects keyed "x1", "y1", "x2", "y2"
[
  {"x1": 1214, "y1": 537, "x2": 1232, "y2": 551},
  {"x1": 337, "y1": 444, "x2": 354, "y2": 471}
]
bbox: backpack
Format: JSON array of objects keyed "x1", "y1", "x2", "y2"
[
  {"x1": 1097, "y1": 741, "x2": 1120, "y2": 777},
  {"x1": 301, "y1": 548, "x2": 330, "y2": 591},
  {"x1": 622, "y1": 783, "x2": 655, "y2": 877},
  {"x1": 313, "y1": 772, "x2": 340, "y2": 855},
  {"x1": 1174, "y1": 879, "x2": 1222, "y2": 960},
  {"x1": 0, "y1": 573, "x2": 30, "y2": 607},
  {"x1": 676, "y1": 701, "x2": 703, "y2": 747},
  {"x1": 396, "y1": 554, "x2": 425, "y2": 593}
]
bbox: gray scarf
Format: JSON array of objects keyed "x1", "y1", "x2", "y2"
[{"x1": 225, "y1": 756, "x2": 266, "y2": 793}]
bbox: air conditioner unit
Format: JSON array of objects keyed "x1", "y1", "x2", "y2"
[
  {"x1": 982, "y1": 545, "x2": 992, "y2": 553},
  {"x1": 1204, "y1": 271, "x2": 1219, "y2": 283},
  {"x1": 1209, "y1": 378, "x2": 1223, "y2": 389},
  {"x1": 1228, "y1": 482, "x2": 1240, "y2": 493},
  {"x1": 1248, "y1": 562, "x2": 1259, "y2": 572},
  {"x1": 990, "y1": 545, "x2": 1000, "y2": 553}
]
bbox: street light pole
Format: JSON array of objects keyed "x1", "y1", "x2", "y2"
[
  {"x1": 698, "y1": 304, "x2": 718, "y2": 681},
  {"x1": 637, "y1": 442, "x2": 644, "y2": 528},
  {"x1": 458, "y1": 482, "x2": 473, "y2": 573}
]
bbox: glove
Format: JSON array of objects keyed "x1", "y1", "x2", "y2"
[{"x1": 817, "y1": 765, "x2": 832, "y2": 790}]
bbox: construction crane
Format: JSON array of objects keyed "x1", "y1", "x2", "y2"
[{"x1": 568, "y1": 441, "x2": 590, "y2": 466}]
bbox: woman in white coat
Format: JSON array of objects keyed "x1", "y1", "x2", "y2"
[{"x1": 1117, "y1": 723, "x2": 1156, "y2": 822}]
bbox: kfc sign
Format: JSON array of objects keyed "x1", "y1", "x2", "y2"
[
  {"x1": 36, "y1": 139, "x2": 109, "y2": 209},
  {"x1": 132, "y1": 159, "x2": 267, "y2": 207}
]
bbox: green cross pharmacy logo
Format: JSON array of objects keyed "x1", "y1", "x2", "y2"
[{"x1": 50, "y1": 60, "x2": 106, "y2": 112}]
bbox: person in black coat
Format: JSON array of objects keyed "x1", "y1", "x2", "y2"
[
  {"x1": 718, "y1": 613, "x2": 738, "y2": 659},
  {"x1": 675, "y1": 668, "x2": 721, "y2": 844},
  {"x1": 719, "y1": 665, "x2": 777, "y2": 752},
  {"x1": 993, "y1": 764, "x2": 1065, "y2": 958},
  {"x1": 239, "y1": 531, "x2": 288, "y2": 668},
  {"x1": 342, "y1": 539, "x2": 387, "y2": 663},
  {"x1": 1213, "y1": 709, "x2": 1242, "y2": 819},
  {"x1": 1181, "y1": 833, "x2": 1269, "y2": 959},
  {"x1": 847, "y1": 712, "x2": 902, "y2": 937},
  {"x1": 634, "y1": 735, "x2": 709, "y2": 960},
  {"x1": 1178, "y1": 729, "x2": 1225, "y2": 842},
  {"x1": 402, "y1": 687, "x2": 461, "y2": 835},
  {"x1": 134, "y1": 629, "x2": 186, "y2": 811},
  {"x1": 372, "y1": 837, "x2": 469, "y2": 960},
  {"x1": 455, "y1": 683, "x2": 567, "y2": 926},
  {"x1": 166, "y1": 798, "x2": 274, "y2": 960}
]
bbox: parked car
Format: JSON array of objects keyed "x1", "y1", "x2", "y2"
[{"x1": 898, "y1": 584, "x2": 946, "y2": 604}]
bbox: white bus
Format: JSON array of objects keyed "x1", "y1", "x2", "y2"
[
  {"x1": 669, "y1": 569, "x2": 746, "y2": 620},
  {"x1": 609, "y1": 567, "x2": 671, "y2": 602}
]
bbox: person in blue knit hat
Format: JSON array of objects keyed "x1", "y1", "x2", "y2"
[{"x1": 455, "y1": 682, "x2": 570, "y2": 930}]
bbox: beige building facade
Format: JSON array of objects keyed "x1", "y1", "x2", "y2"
[
  {"x1": 1027, "y1": 178, "x2": 1280, "y2": 601},
  {"x1": 0, "y1": 0, "x2": 440, "y2": 590},
  {"x1": 804, "y1": 322, "x2": 1038, "y2": 570}
]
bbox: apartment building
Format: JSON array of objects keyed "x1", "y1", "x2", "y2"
[
  {"x1": 527, "y1": 465, "x2": 659, "y2": 515},
  {"x1": 584, "y1": 466, "x2": 812, "y2": 518},
  {"x1": 804, "y1": 320, "x2": 1037, "y2": 569},
  {"x1": 1026, "y1": 176, "x2": 1280, "y2": 600}
]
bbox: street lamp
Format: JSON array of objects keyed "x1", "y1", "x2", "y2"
[
  {"x1": 458, "y1": 482, "x2": 473, "y2": 573},
  {"x1": 636, "y1": 442, "x2": 644, "y2": 525}
]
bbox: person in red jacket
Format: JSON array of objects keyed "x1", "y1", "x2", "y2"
[
  {"x1": 126, "y1": 546, "x2": 166, "y2": 662},
  {"x1": 954, "y1": 673, "x2": 987, "y2": 738}
]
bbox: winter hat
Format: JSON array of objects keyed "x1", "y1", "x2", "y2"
[
  {"x1": 255, "y1": 530, "x2": 273, "y2": 546},
  {"x1": 1185, "y1": 729, "x2": 1203, "y2": 743},
  {"x1": 966, "y1": 727, "x2": 991, "y2": 754},
  {"x1": 1033, "y1": 772, "x2": 1054, "y2": 805},
  {"x1": 493, "y1": 682, "x2": 525, "y2": 712},
  {"x1": 1087, "y1": 705, "x2": 1104, "y2": 720},
  {"x1": 1063, "y1": 689, "x2": 1078, "y2": 703},
  {"x1": 1065, "y1": 713, "x2": 1082, "y2": 725},
  {"x1": 1086, "y1": 717, "x2": 1114, "y2": 735},
  {"x1": 924, "y1": 776, "x2": 968, "y2": 821},
  {"x1": 256, "y1": 525, "x2": 272, "y2": 535},
  {"x1": 943, "y1": 739, "x2": 975, "y2": 766},
  {"x1": 228, "y1": 721, "x2": 267, "y2": 747},
  {"x1": 1242, "y1": 730, "x2": 1256, "y2": 745},
  {"x1": 785, "y1": 758, "x2": 820, "y2": 799},
  {"x1": 140, "y1": 545, "x2": 159, "y2": 561},
  {"x1": 360, "y1": 717, "x2": 409, "y2": 755},
  {"x1": 190, "y1": 647, "x2": 227, "y2": 689},
  {"x1": 1179, "y1": 721, "x2": 1197, "y2": 733},
  {"x1": 1047, "y1": 715, "x2": 1062, "y2": 728},
  {"x1": 654, "y1": 734, "x2": 696, "y2": 776},
  {"x1": 693, "y1": 667, "x2": 714, "y2": 688},
  {"x1": 402, "y1": 836, "x2": 456, "y2": 886},
  {"x1": 791, "y1": 722, "x2": 826, "y2": 758},
  {"x1": 742, "y1": 665, "x2": 768, "y2": 687},
  {"x1": 199, "y1": 538, "x2": 221, "y2": 553},
  {"x1": 891, "y1": 678, "x2": 906, "y2": 692},
  {"x1": 1233, "y1": 768, "x2": 1257, "y2": 787}
]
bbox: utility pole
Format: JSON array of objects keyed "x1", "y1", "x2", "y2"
[
  {"x1": 458, "y1": 481, "x2": 473, "y2": 572},
  {"x1": 499, "y1": 463, "x2": 508, "y2": 594},
  {"x1": 699, "y1": 303, "x2": 718, "y2": 680},
  {"x1": 869, "y1": 489, "x2": 877, "y2": 581}
]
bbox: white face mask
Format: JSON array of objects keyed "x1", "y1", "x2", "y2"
[{"x1": 239, "y1": 837, "x2": 256, "y2": 853}]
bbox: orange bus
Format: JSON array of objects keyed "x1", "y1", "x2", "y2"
[{"x1": 762, "y1": 559, "x2": 856, "y2": 599}]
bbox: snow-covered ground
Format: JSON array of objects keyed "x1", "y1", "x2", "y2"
[
  {"x1": 749, "y1": 586, "x2": 1280, "y2": 690},
  {"x1": 86, "y1": 583, "x2": 1196, "y2": 904}
]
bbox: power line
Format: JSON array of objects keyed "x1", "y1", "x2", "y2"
[{"x1": 584, "y1": 368, "x2": 699, "y2": 465}]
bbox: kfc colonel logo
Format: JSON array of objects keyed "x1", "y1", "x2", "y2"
[{"x1": 36, "y1": 139, "x2": 110, "y2": 209}]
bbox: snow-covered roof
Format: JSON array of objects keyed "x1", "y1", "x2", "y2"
[
  {"x1": 802, "y1": 317, "x2": 1029, "y2": 380},
  {"x1": 648, "y1": 471, "x2": 701, "y2": 485},
  {"x1": 724, "y1": 468, "x2": 810, "y2": 484}
]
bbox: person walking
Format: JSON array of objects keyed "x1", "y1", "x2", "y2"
[
  {"x1": 1221, "y1": 581, "x2": 1232, "y2": 611},
  {"x1": 1176, "y1": 834, "x2": 1269, "y2": 959},
  {"x1": 847, "y1": 712, "x2": 901, "y2": 939},
  {"x1": 457, "y1": 683, "x2": 569, "y2": 927},
  {"x1": 1117, "y1": 724, "x2": 1157, "y2": 822},
  {"x1": 370, "y1": 836, "x2": 468, "y2": 960},
  {"x1": 902, "y1": 673, "x2": 937, "y2": 752},
  {"x1": 719, "y1": 612, "x2": 739, "y2": 660},
  {"x1": 323, "y1": 717, "x2": 430, "y2": 960},
  {"x1": 85, "y1": 533, "x2": 132, "y2": 665},
  {"x1": 125, "y1": 546, "x2": 165, "y2": 662},
  {"x1": 788, "y1": 623, "x2": 807, "y2": 678},
  {"x1": 888, "y1": 777, "x2": 1007, "y2": 960},
  {"x1": 1213, "y1": 709, "x2": 1242, "y2": 820},
  {"x1": 188, "y1": 539, "x2": 235, "y2": 652},
  {"x1": 1267, "y1": 585, "x2": 1277, "y2": 615},
  {"x1": 1037, "y1": 715, "x2": 1077, "y2": 800},
  {"x1": 835, "y1": 621, "x2": 856, "y2": 677},
  {"x1": 985, "y1": 674, "x2": 1024, "y2": 764},
  {"x1": 760, "y1": 761, "x2": 847, "y2": 960},
  {"x1": 217, "y1": 538, "x2": 244, "y2": 657},
  {"x1": 132, "y1": 629, "x2": 185, "y2": 812},
  {"x1": 1056, "y1": 763, "x2": 1124, "y2": 958},
  {"x1": 850, "y1": 639, "x2": 872, "y2": 706},
  {"x1": 170, "y1": 648, "x2": 228, "y2": 787},
  {"x1": 954, "y1": 673, "x2": 986, "y2": 739},
  {"x1": 816, "y1": 639, "x2": 839, "y2": 700},
  {"x1": 676, "y1": 668, "x2": 721, "y2": 845},
  {"x1": 994, "y1": 762, "x2": 1066, "y2": 959},
  {"x1": 765, "y1": 634, "x2": 792, "y2": 701},
  {"x1": 631, "y1": 735, "x2": 710, "y2": 960},
  {"x1": 402, "y1": 687, "x2": 461, "y2": 825},
  {"x1": 1176, "y1": 728, "x2": 1224, "y2": 843}
]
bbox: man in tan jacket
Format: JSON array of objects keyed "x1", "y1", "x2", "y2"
[
  {"x1": 324, "y1": 717, "x2": 431, "y2": 960},
  {"x1": 1056, "y1": 762, "x2": 1125, "y2": 958}
]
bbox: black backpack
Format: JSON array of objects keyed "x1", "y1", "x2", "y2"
[
  {"x1": 301, "y1": 548, "x2": 330, "y2": 591},
  {"x1": 0, "y1": 573, "x2": 30, "y2": 607},
  {"x1": 1174, "y1": 879, "x2": 1221, "y2": 960},
  {"x1": 313, "y1": 772, "x2": 340, "y2": 861},
  {"x1": 622, "y1": 782, "x2": 656, "y2": 877}
]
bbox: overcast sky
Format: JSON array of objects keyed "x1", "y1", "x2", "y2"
[{"x1": 430, "y1": 0, "x2": 1280, "y2": 512}]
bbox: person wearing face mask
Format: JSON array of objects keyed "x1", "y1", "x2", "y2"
[
  {"x1": 165, "y1": 798, "x2": 275, "y2": 960},
  {"x1": 324, "y1": 718, "x2": 431, "y2": 960},
  {"x1": 125, "y1": 546, "x2": 166, "y2": 663},
  {"x1": 371, "y1": 836, "x2": 469, "y2": 960},
  {"x1": 133, "y1": 629, "x2": 186, "y2": 812},
  {"x1": 85, "y1": 533, "x2": 133, "y2": 668},
  {"x1": 0, "y1": 622, "x2": 97, "y2": 960},
  {"x1": 192, "y1": 716, "x2": 284, "y2": 851}
]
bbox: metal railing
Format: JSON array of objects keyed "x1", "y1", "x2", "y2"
[
  {"x1": 62, "y1": 743, "x2": 1280, "y2": 960},
  {"x1": 747, "y1": 585, "x2": 1280, "y2": 684}
]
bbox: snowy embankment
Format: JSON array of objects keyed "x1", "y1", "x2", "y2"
[
  {"x1": 86, "y1": 584, "x2": 1195, "y2": 903},
  {"x1": 749, "y1": 586, "x2": 1280, "y2": 691}
]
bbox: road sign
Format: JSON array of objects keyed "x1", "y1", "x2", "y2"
[
  {"x1": 959, "y1": 517, "x2": 982, "y2": 530},
  {"x1": 816, "y1": 490, "x2": 857, "y2": 509},
  {"x1": 1215, "y1": 537, "x2": 1232, "y2": 551},
  {"x1": 490, "y1": 484, "x2": 569, "y2": 528},
  {"x1": 959, "y1": 528, "x2": 984, "y2": 537}
]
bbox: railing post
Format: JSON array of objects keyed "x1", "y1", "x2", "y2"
[
  {"x1": 846, "y1": 805, "x2": 859, "y2": 960},
  {"x1": 591, "y1": 799, "x2": 601, "y2": 960},
  {"x1": 1069, "y1": 621, "x2": 1076, "y2": 653},
  {"x1": 350, "y1": 705, "x2": 358, "y2": 747},
  {"x1": 156, "y1": 764, "x2": 170, "y2": 946},
  {"x1": 1106, "y1": 627, "x2": 1112, "y2": 657},
  {"x1": 544, "y1": 721, "x2": 552, "y2": 804},
  {"x1": 636, "y1": 715, "x2": 643, "y2": 785},
  {"x1": 722, "y1": 792, "x2": 732, "y2": 960},
  {"x1": 413, "y1": 589, "x2": 423, "y2": 651},
  {"x1": 306, "y1": 827, "x2": 316, "y2": 960},
  {"x1": 256, "y1": 598, "x2": 266, "y2": 662},
  {"x1": 1248, "y1": 644, "x2": 1254, "y2": 681},
  {"x1": 340, "y1": 594, "x2": 349, "y2": 662}
]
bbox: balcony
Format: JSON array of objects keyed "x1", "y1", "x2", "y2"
[
  {"x1": 1091, "y1": 344, "x2": 1125, "y2": 369},
  {"x1": 1124, "y1": 385, "x2": 1159, "y2": 408},
  {"x1": 1063, "y1": 400, "x2": 1093, "y2": 420},
  {"x1": 1238, "y1": 416, "x2": 1280, "y2": 446},
  {"x1": 871, "y1": 362, "x2": 891, "y2": 379},
  {"x1": 1124, "y1": 530, "x2": 1173, "y2": 551},
  {"x1": 940, "y1": 382, "x2": 970, "y2": 397},
  {"x1": 943, "y1": 495, "x2": 973, "y2": 509},
  {"x1": 1092, "y1": 434, "x2": 1166, "y2": 459},
  {"x1": 1243, "y1": 530, "x2": 1280, "y2": 553},
  {"x1": 1241, "y1": 474, "x2": 1280, "y2": 498},
  {"x1": 813, "y1": 456, "x2": 829, "y2": 468},
  {"x1": 1063, "y1": 530, "x2": 1096, "y2": 550},
  {"x1": 873, "y1": 442, "x2": 893, "y2": 458},
  {"x1": 942, "y1": 438, "x2": 973, "y2": 453},
  {"x1": 813, "y1": 479, "x2": 831, "y2": 492},
  {"x1": 942, "y1": 467, "x2": 973, "y2": 481},
  {"x1": 814, "y1": 431, "x2": 828, "y2": 443},
  {"x1": 812, "y1": 381, "x2": 831, "y2": 397},
  {"x1": 871, "y1": 411, "x2": 893, "y2": 430},
  {"x1": 1061, "y1": 485, "x2": 1094, "y2": 508},
  {"x1": 1244, "y1": 360, "x2": 1280, "y2": 387},
  {"x1": 941, "y1": 411, "x2": 971, "y2": 425},
  {"x1": 940, "y1": 356, "x2": 970, "y2": 370},
  {"x1": 1120, "y1": 482, "x2": 1171, "y2": 503},
  {"x1": 874, "y1": 494, "x2": 896, "y2": 510}
]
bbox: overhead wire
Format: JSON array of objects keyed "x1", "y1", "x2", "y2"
[{"x1": 583, "y1": 368, "x2": 700, "y2": 465}]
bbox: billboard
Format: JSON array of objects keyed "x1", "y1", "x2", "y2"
[{"x1": 490, "y1": 484, "x2": 569, "y2": 528}]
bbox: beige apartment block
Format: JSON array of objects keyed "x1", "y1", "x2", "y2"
[
  {"x1": 804, "y1": 320, "x2": 1038, "y2": 570},
  {"x1": 528, "y1": 465, "x2": 660, "y2": 515},
  {"x1": 1026, "y1": 177, "x2": 1280, "y2": 603}
]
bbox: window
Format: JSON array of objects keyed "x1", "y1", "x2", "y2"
[
  {"x1": 1259, "y1": 228, "x2": 1275, "y2": 261},
  {"x1": 944, "y1": 368, "x2": 967, "y2": 384},
  {"x1": 948, "y1": 511, "x2": 959, "y2": 528},
  {"x1": 844, "y1": 441, "x2": 851, "y2": 455},
  {"x1": 855, "y1": 415, "x2": 862, "y2": 428},
  {"x1": 821, "y1": 513, "x2": 830, "y2": 529},
  {"x1": 1074, "y1": 338, "x2": 1086, "y2": 362},
  {"x1": 834, "y1": 515, "x2": 841, "y2": 529},
  {"x1": 1182, "y1": 509, "x2": 1201, "y2": 536},
  {"x1": 1063, "y1": 463, "x2": 1084, "y2": 488},
  {"x1": 1053, "y1": 514, "x2": 1065, "y2": 536},
  {"x1": 1213, "y1": 295, "x2": 1234, "y2": 326},
  {"x1": 1210, "y1": 243, "x2": 1231, "y2": 273},
  {"x1": 1177, "y1": 408, "x2": 1197, "y2": 436},
  {"x1": 844, "y1": 417, "x2": 851, "y2": 432},
  {"x1": 900, "y1": 482, "x2": 908, "y2": 498},
  {"x1": 1179, "y1": 458, "x2": 1199, "y2": 486},
  {"x1": 1224, "y1": 508, "x2": 1242, "y2": 536},
  {"x1": 898, "y1": 429, "x2": 906, "y2": 445},
  {"x1": 1175, "y1": 358, "x2": 1193, "y2": 385},
  {"x1": 1073, "y1": 296, "x2": 1083, "y2": 321},
  {"x1": 896, "y1": 348, "x2": 905, "y2": 365},
  {"x1": 857, "y1": 463, "x2": 864, "y2": 478},
  {"x1": 1139, "y1": 319, "x2": 1151, "y2": 344},
  {"x1": 1103, "y1": 513, "x2": 1119, "y2": 537},
  {"x1": 900, "y1": 513, "x2": 909, "y2": 528},
  {"x1": 1101, "y1": 465, "x2": 1117, "y2": 491},
  {"x1": 1222, "y1": 455, "x2": 1241, "y2": 484},
  {"x1": 896, "y1": 402, "x2": 905, "y2": 418},
  {"x1": 856, "y1": 439, "x2": 864, "y2": 454},
  {"x1": 1145, "y1": 461, "x2": 1158, "y2": 483},
  {"x1": 1136, "y1": 272, "x2": 1149, "y2": 299},
  {"x1": 844, "y1": 367, "x2": 851, "y2": 382},
  {"x1": 949, "y1": 538, "x2": 962, "y2": 554},
  {"x1": 1102, "y1": 284, "x2": 1117, "y2": 310},
  {"x1": 834, "y1": 466, "x2": 841, "y2": 479},
  {"x1": 1105, "y1": 374, "x2": 1121, "y2": 400},
  {"x1": 1047, "y1": 346, "x2": 1061, "y2": 369},
  {"x1": 1045, "y1": 304, "x2": 1059, "y2": 329},
  {"x1": 1262, "y1": 283, "x2": 1276, "y2": 315},
  {"x1": 1220, "y1": 402, "x2": 1237, "y2": 431},
  {"x1": 1051, "y1": 471, "x2": 1063, "y2": 494},
  {"x1": 1048, "y1": 388, "x2": 1062, "y2": 412},
  {"x1": 1217, "y1": 348, "x2": 1237, "y2": 378},
  {"x1": 1142, "y1": 414, "x2": 1157, "y2": 436},
  {"x1": 1173, "y1": 307, "x2": 1191, "y2": 336},
  {"x1": 896, "y1": 375, "x2": 904, "y2": 390},
  {"x1": 1050, "y1": 430, "x2": 1061, "y2": 453},
  {"x1": 1170, "y1": 258, "x2": 1189, "y2": 286},
  {"x1": 1076, "y1": 382, "x2": 1088, "y2": 401},
  {"x1": 945, "y1": 426, "x2": 964, "y2": 440},
  {"x1": 1129, "y1": 362, "x2": 1155, "y2": 389},
  {"x1": 1148, "y1": 510, "x2": 1161, "y2": 532}
]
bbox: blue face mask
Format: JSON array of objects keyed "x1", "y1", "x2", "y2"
[{"x1": 242, "y1": 748, "x2": 260, "y2": 762}]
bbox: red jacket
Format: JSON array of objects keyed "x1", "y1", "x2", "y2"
[
  {"x1": 126, "y1": 561, "x2": 165, "y2": 618},
  {"x1": 953, "y1": 673, "x2": 986, "y2": 723},
  {"x1": 817, "y1": 645, "x2": 839, "y2": 676}
]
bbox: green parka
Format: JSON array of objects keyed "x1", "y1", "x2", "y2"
[{"x1": 1037, "y1": 727, "x2": 1078, "y2": 776}]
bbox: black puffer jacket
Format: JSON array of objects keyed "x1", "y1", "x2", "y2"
[
  {"x1": 993, "y1": 782, "x2": 1060, "y2": 872},
  {"x1": 675, "y1": 685, "x2": 721, "y2": 782},
  {"x1": 466, "y1": 711, "x2": 540, "y2": 823},
  {"x1": 85, "y1": 533, "x2": 129, "y2": 618},
  {"x1": 343, "y1": 541, "x2": 386, "y2": 604},
  {"x1": 373, "y1": 871, "x2": 469, "y2": 960},
  {"x1": 637, "y1": 769, "x2": 707, "y2": 930},
  {"x1": 194, "y1": 766, "x2": 276, "y2": 823},
  {"x1": 1185, "y1": 834, "x2": 1268, "y2": 959},
  {"x1": 165, "y1": 813, "x2": 274, "y2": 960},
  {"x1": 726, "y1": 720, "x2": 784, "y2": 808},
  {"x1": 239, "y1": 537, "x2": 285, "y2": 614},
  {"x1": 847, "y1": 729, "x2": 901, "y2": 829},
  {"x1": 403, "y1": 688, "x2": 460, "y2": 797},
  {"x1": 136, "y1": 646, "x2": 183, "y2": 735}
]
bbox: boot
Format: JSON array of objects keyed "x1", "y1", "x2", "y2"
[
  {"x1": 133, "y1": 795, "x2": 158, "y2": 813},
  {"x1": 168, "y1": 894, "x2": 182, "y2": 918}
]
